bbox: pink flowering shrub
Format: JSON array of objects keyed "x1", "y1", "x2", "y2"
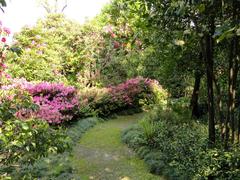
[
  {"x1": 1, "y1": 77, "x2": 164, "y2": 123},
  {"x1": 79, "y1": 77, "x2": 167, "y2": 117},
  {"x1": 109, "y1": 77, "x2": 151, "y2": 106},
  {"x1": 26, "y1": 82, "x2": 79, "y2": 124},
  {"x1": 1, "y1": 79, "x2": 79, "y2": 124}
]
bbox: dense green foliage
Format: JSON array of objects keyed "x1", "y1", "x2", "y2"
[
  {"x1": 122, "y1": 106, "x2": 240, "y2": 179},
  {"x1": 7, "y1": 13, "x2": 140, "y2": 87},
  {"x1": 7, "y1": 14, "x2": 82, "y2": 83},
  {"x1": 0, "y1": 119, "x2": 70, "y2": 165}
]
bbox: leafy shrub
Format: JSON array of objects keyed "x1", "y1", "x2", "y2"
[
  {"x1": 122, "y1": 107, "x2": 204, "y2": 178},
  {"x1": 0, "y1": 82, "x2": 38, "y2": 121},
  {"x1": 121, "y1": 124, "x2": 146, "y2": 149},
  {"x1": 3, "y1": 117, "x2": 100, "y2": 179},
  {"x1": 80, "y1": 77, "x2": 168, "y2": 117},
  {"x1": 78, "y1": 87, "x2": 108, "y2": 117},
  {"x1": 194, "y1": 146, "x2": 240, "y2": 179},
  {"x1": 0, "y1": 118, "x2": 71, "y2": 180}
]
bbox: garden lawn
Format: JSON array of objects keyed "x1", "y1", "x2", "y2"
[{"x1": 72, "y1": 113, "x2": 163, "y2": 180}]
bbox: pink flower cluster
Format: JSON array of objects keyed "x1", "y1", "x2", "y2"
[
  {"x1": 84, "y1": 77, "x2": 161, "y2": 117},
  {"x1": 2, "y1": 79, "x2": 79, "y2": 124},
  {"x1": 108, "y1": 77, "x2": 157, "y2": 106},
  {"x1": 26, "y1": 82, "x2": 79, "y2": 124}
]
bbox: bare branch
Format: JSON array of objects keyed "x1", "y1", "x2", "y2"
[{"x1": 61, "y1": 4, "x2": 67, "y2": 12}]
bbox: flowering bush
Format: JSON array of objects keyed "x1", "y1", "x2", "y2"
[
  {"x1": 1, "y1": 77, "x2": 164, "y2": 123},
  {"x1": 109, "y1": 77, "x2": 154, "y2": 106},
  {"x1": 1, "y1": 79, "x2": 79, "y2": 124},
  {"x1": 0, "y1": 80, "x2": 71, "y2": 175},
  {"x1": 79, "y1": 77, "x2": 167, "y2": 117},
  {"x1": 106, "y1": 77, "x2": 166, "y2": 113},
  {"x1": 6, "y1": 14, "x2": 83, "y2": 83},
  {"x1": 26, "y1": 82, "x2": 79, "y2": 124}
]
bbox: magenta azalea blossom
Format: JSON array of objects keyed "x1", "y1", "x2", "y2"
[
  {"x1": 26, "y1": 82, "x2": 79, "y2": 124},
  {"x1": 1, "y1": 37, "x2": 6, "y2": 43},
  {"x1": 2, "y1": 79, "x2": 79, "y2": 124}
]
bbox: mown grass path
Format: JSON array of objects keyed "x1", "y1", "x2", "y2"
[{"x1": 72, "y1": 113, "x2": 163, "y2": 180}]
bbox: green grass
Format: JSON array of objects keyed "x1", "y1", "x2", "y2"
[{"x1": 72, "y1": 113, "x2": 164, "y2": 180}]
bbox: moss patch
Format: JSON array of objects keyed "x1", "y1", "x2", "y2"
[{"x1": 72, "y1": 113, "x2": 164, "y2": 180}]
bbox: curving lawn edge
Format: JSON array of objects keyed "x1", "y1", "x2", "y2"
[{"x1": 72, "y1": 113, "x2": 164, "y2": 180}]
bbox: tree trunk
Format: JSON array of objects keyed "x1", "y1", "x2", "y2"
[
  {"x1": 225, "y1": 0, "x2": 239, "y2": 146},
  {"x1": 201, "y1": 33, "x2": 215, "y2": 146},
  {"x1": 190, "y1": 70, "x2": 202, "y2": 119},
  {"x1": 192, "y1": 0, "x2": 218, "y2": 146}
]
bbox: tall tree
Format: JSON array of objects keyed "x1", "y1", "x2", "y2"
[{"x1": 223, "y1": 0, "x2": 240, "y2": 146}]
